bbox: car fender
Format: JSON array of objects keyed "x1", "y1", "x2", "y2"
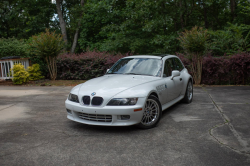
[
  {"x1": 112, "y1": 79, "x2": 166, "y2": 104},
  {"x1": 181, "y1": 68, "x2": 193, "y2": 95}
]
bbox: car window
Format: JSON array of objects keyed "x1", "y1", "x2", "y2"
[
  {"x1": 163, "y1": 59, "x2": 174, "y2": 77},
  {"x1": 107, "y1": 58, "x2": 162, "y2": 77},
  {"x1": 173, "y1": 58, "x2": 184, "y2": 71}
]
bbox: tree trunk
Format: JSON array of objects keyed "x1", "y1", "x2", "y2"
[
  {"x1": 179, "y1": 1, "x2": 184, "y2": 29},
  {"x1": 56, "y1": 0, "x2": 68, "y2": 46},
  {"x1": 203, "y1": 1, "x2": 209, "y2": 28},
  {"x1": 230, "y1": 0, "x2": 236, "y2": 21},
  {"x1": 70, "y1": 0, "x2": 85, "y2": 53}
]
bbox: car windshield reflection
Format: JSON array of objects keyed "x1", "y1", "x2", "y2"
[{"x1": 107, "y1": 58, "x2": 162, "y2": 77}]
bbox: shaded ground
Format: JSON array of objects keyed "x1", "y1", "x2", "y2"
[{"x1": 0, "y1": 86, "x2": 249, "y2": 165}]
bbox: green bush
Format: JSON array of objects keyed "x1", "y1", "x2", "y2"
[
  {"x1": 0, "y1": 38, "x2": 29, "y2": 59},
  {"x1": 28, "y1": 64, "x2": 44, "y2": 81},
  {"x1": 208, "y1": 24, "x2": 250, "y2": 56},
  {"x1": 11, "y1": 63, "x2": 29, "y2": 85}
]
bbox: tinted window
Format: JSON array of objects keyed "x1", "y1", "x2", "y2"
[
  {"x1": 173, "y1": 58, "x2": 184, "y2": 71},
  {"x1": 163, "y1": 59, "x2": 174, "y2": 77}
]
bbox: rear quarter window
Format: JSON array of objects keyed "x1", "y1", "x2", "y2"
[{"x1": 173, "y1": 58, "x2": 184, "y2": 71}]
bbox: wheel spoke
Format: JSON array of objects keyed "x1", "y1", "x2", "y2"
[{"x1": 141, "y1": 98, "x2": 160, "y2": 126}]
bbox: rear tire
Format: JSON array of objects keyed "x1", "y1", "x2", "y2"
[
  {"x1": 182, "y1": 80, "x2": 193, "y2": 104},
  {"x1": 137, "y1": 95, "x2": 162, "y2": 129}
]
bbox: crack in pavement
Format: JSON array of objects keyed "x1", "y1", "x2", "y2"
[
  {"x1": 202, "y1": 87, "x2": 250, "y2": 155},
  {"x1": 0, "y1": 103, "x2": 18, "y2": 112}
]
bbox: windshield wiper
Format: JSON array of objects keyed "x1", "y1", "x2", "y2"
[
  {"x1": 124, "y1": 73, "x2": 154, "y2": 76},
  {"x1": 124, "y1": 73, "x2": 140, "y2": 75}
]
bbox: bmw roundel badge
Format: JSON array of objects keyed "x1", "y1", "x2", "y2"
[{"x1": 91, "y1": 92, "x2": 96, "y2": 96}]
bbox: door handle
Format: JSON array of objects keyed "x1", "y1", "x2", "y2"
[{"x1": 180, "y1": 78, "x2": 182, "y2": 81}]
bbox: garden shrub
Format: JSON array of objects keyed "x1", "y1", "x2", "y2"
[
  {"x1": 0, "y1": 37, "x2": 29, "y2": 59},
  {"x1": 208, "y1": 24, "x2": 250, "y2": 56},
  {"x1": 228, "y1": 52, "x2": 250, "y2": 85},
  {"x1": 202, "y1": 56, "x2": 230, "y2": 85},
  {"x1": 11, "y1": 63, "x2": 29, "y2": 85},
  {"x1": 28, "y1": 64, "x2": 44, "y2": 81},
  {"x1": 57, "y1": 50, "x2": 130, "y2": 80},
  {"x1": 177, "y1": 52, "x2": 250, "y2": 85}
]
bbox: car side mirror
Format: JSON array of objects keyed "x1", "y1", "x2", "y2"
[
  {"x1": 106, "y1": 69, "x2": 110, "y2": 73},
  {"x1": 171, "y1": 70, "x2": 180, "y2": 80}
]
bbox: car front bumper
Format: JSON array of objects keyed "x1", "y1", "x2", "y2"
[{"x1": 65, "y1": 97, "x2": 146, "y2": 126}]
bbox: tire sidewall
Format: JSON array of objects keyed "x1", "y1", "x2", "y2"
[
  {"x1": 185, "y1": 80, "x2": 193, "y2": 103},
  {"x1": 137, "y1": 95, "x2": 162, "y2": 129}
]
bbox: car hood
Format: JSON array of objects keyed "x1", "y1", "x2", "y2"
[{"x1": 78, "y1": 74, "x2": 159, "y2": 98}]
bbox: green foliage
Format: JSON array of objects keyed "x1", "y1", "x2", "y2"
[
  {"x1": 178, "y1": 26, "x2": 209, "y2": 56},
  {"x1": 30, "y1": 29, "x2": 65, "y2": 80},
  {"x1": 208, "y1": 24, "x2": 250, "y2": 55},
  {"x1": 2, "y1": 0, "x2": 250, "y2": 56},
  {"x1": 11, "y1": 63, "x2": 29, "y2": 85},
  {"x1": 77, "y1": 0, "x2": 237, "y2": 54},
  {"x1": 28, "y1": 64, "x2": 44, "y2": 81},
  {"x1": 78, "y1": 0, "x2": 183, "y2": 54},
  {"x1": 178, "y1": 26, "x2": 209, "y2": 85},
  {"x1": 30, "y1": 29, "x2": 65, "y2": 59},
  {"x1": 0, "y1": 38, "x2": 29, "y2": 58},
  {"x1": 0, "y1": 0, "x2": 56, "y2": 39}
]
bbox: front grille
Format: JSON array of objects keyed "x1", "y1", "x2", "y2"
[
  {"x1": 82, "y1": 96, "x2": 90, "y2": 105},
  {"x1": 91, "y1": 97, "x2": 103, "y2": 106},
  {"x1": 78, "y1": 112, "x2": 112, "y2": 122}
]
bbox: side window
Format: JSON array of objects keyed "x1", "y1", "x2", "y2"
[
  {"x1": 173, "y1": 58, "x2": 184, "y2": 71},
  {"x1": 163, "y1": 59, "x2": 174, "y2": 77}
]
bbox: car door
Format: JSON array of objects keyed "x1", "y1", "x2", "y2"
[
  {"x1": 172, "y1": 58, "x2": 184, "y2": 97},
  {"x1": 162, "y1": 58, "x2": 184, "y2": 104},
  {"x1": 161, "y1": 58, "x2": 176, "y2": 104}
]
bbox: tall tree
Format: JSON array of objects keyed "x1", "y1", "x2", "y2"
[
  {"x1": 0, "y1": 0, "x2": 55, "y2": 39},
  {"x1": 230, "y1": 0, "x2": 236, "y2": 20},
  {"x1": 56, "y1": 0, "x2": 68, "y2": 46},
  {"x1": 71, "y1": 0, "x2": 84, "y2": 53}
]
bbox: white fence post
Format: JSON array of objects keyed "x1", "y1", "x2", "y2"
[{"x1": 0, "y1": 58, "x2": 29, "y2": 80}]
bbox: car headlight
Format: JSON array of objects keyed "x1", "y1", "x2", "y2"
[
  {"x1": 107, "y1": 98, "x2": 138, "y2": 106},
  {"x1": 68, "y1": 93, "x2": 79, "y2": 103}
]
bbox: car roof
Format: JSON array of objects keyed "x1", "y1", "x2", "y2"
[{"x1": 123, "y1": 54, "x2": 176, "y2": 59}]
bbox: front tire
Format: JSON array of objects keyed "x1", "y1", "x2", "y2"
[
  {"x1": 182, "y1": 80, "x2": 193, "y2": 104},
  {"x1": 137, "y1": 95, "x2": 162, "y2": 129}
]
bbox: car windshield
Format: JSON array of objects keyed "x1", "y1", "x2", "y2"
[{"x1": 107, "y1": 58, "x2": 162, "y2": 77}]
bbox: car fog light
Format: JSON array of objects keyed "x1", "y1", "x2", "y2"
[
  {"x1": 121, "y1": 115, "x2": 130, "y2": 120},
  {"x1": 66, "y1": 109, "x2": 72, "y2": 114}
]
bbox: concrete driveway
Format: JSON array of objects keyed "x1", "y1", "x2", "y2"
[{"x1": 0, "y1": 86, "x2": 249, "y2": 166}]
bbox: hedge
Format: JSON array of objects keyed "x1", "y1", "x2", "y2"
[
  {"x1": 57, "y1": 50, "x2": 131, "y2": 80},
  {"x1": 57, "y1": 51, "x2": 250, "y2": 85},
  {"x1": 177, "y1": 52, "x2": 250, "y2": 85}
]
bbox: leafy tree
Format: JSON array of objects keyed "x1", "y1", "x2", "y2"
[
  {"x1": 30, "y1": 29, "x2": 65, "y2": 80},
  {"x1": 55, "y1": 0, "x2": 85, "y2": 52},
  {"x1": 178, "y1": 26, "x2": 209, "y2": 85},
  {"x1": 0, "y1": 0, "x2": 55, "y2": 39}
]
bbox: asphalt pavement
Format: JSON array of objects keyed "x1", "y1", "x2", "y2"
[{"x1": 0, "y1": 85, "x2": 250, "y2": 166}]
